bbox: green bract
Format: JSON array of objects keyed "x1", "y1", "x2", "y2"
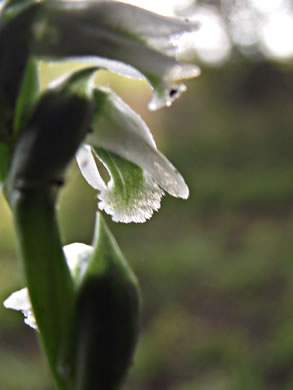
[{"x1": 71, "y1": 214, "x2": 140, "y2": 389}]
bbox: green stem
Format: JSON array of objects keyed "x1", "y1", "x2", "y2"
[
  {"x1": 10, "y1": 186, "x2": 74, "y2": 389},
  {"x1": 5, "y1": 67, "x2": 96, "y2": 389}
]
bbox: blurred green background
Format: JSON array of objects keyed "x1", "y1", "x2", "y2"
[{"x1": 1, "y1": 1, "x2": 293, "y2": 389}]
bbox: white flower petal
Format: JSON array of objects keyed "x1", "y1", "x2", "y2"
[
  {"x1": 29, "y1": 0, "x2": 200, "y2": 109},
  {"x1": 86, "y1": 87, "x2": 189, "y2": 199},
  {"x1": 3, "y1": 288, "x2": 37, "y2": 330},
  {"x1": 3, "y1": 244, "x2": 94, "y2": 329},
  {"x1": 63, "y1": 242, "x2": 93, "y2": 283},
  {"x1": 76, "y1": 144, "x2": 106, "y2": 190},
  {"x1": 3, "y1": 287, "x2": 31, "y2": 311},
  {"x1": 68, "y1": 0, "x2": 199, "y2": 57}
]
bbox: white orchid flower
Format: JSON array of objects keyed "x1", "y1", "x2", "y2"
[
  {"x1": 76, "y1": 86, "x2": 189, "y2": 223},
  {"x1": 2, "y1": 0, "x2": 200, "y2": 223},
  {"x1": 3, "y1": 0, "x2": 200, "y2": 110},
  {"x1": 3, "y1": 243, "x2": 93, "y2": 330}
]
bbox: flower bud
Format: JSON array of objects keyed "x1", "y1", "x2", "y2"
[{"x1": 70, "y1": 214, "x2": 141, "y2": 390}]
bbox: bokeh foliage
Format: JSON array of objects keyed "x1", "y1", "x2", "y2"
[{"x1": 1, "y1": 56, "x2": 293, "y2": 389}]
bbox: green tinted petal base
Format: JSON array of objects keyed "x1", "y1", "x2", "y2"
[
  {"x1": 77, "y1": 145, "x2": 164, "y2": 223},
  {"x1": 95, "y1": 148, "x2": 164, "y2": 223}
]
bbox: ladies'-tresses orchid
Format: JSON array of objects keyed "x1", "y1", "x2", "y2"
[
  {"x1": 0, "y1": 0, "x2": 201, "y2": 222},
  {"x1": 1, "y1": 2, "x2": 200, "y2": 388},
  {"x1": 1, "y1": 0, "x2": 200, "y2": 110}
]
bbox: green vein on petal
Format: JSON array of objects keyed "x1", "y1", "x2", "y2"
[{"x1": 92, "y1": 148, "x2": 164, "y2": 224}]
